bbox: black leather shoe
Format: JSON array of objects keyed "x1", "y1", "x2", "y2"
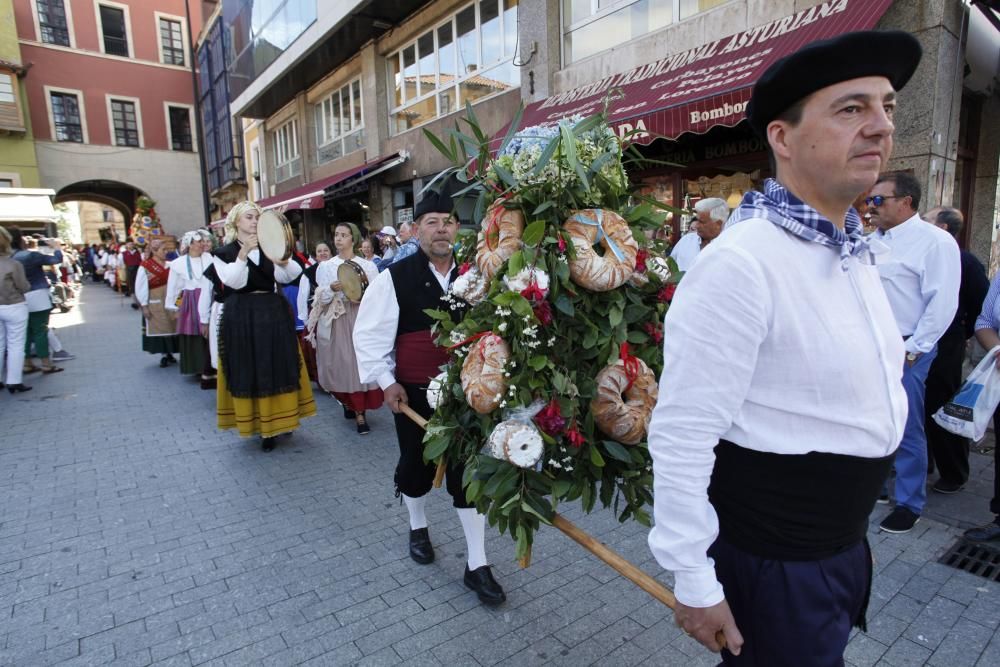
[
  {"x1": 409, "y1": 528, "x2": 434, "y2": 564},
  {"x1": 7, "y1": 384, "x2": 32, "y2": 394},
  {"x1": 932, "y1": 479, "x2": 966, "y2": 494},
  {"x1": 965, "y1": 520, "x2": 1000, "y2": 542},
  {"x1": 464, "y1": 565, "x2": 506, "y2": 606},
  {"x1": 261, "y1": 437, "x2": 277, "y2": 452},
  {"x1": 159, "y1": 356, "x2": 170, "y2": 368},
  {"x1": 343, "y1": 405, "x2": 356, "y2": 420}
]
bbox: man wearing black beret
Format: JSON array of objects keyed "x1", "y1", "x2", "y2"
[
  {"x1": 648, "y1": 30, "x2": 922, "y2": 664},
  {"x1": 353, "y1": 184, "x2": 507, "y2": 607}
]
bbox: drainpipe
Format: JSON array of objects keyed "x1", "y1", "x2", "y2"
[{"x1": 185, "y1": 0, "x2": 212, "y2": 225}]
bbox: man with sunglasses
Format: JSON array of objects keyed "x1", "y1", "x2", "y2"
[{"x1": 869, "y1": 173, "x2": 960, "y2": 534}]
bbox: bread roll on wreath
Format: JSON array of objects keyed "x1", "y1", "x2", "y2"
[
  {"x1": 590, "y1": 358, "x2": 657, "y2": 445},
  {"x1": 477, "y1": 202, "x2": 524, "y2": 281},
  {"x1": 460, "y1": 333, "x2": 511, "y2": 414},
  {"x1": 563, "y1": 209, "x2": 638, "y2": 291},
  {"x1": 487, "y1": 420, "x2": 545, "y2": 468}
]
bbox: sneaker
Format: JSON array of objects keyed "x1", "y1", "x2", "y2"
[
  {"x1": 876, "y1": 493, "x2": 890, "y2": 505},
  {"x1": 931, "y1": 479, "x2": 965, "y2": 494},
  {"x1": 880, "y1": 507, "x2": 920, "y2": 534},
  {"x1": 964, "y1": 520, "x2": 1000, "y2": 542},
  {"x1": 51, "y1": 350, "x2": 75, "y2": 361}
]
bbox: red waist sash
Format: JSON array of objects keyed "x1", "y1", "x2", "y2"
[{"x1": 395, "y1": 330, "x2": 448, "y2": 385}]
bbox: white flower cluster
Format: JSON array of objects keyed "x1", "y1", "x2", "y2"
[
  {"x1": 503, "y1": 267, "x2": 549, "y2": 296},
  {"x1": 450, "y1": 266, "x2": 488, "y2": 306}
]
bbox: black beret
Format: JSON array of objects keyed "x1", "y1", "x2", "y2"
[
  {"x1": 414, "y1": 176, "x2": 460, "y2": 220},
  {"x1": 746, "y1": 30, "x2": 922, "y2": 138}
]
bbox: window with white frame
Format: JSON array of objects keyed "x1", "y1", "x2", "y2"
[
  {"x1": 159, "y1": 17, "x2": 185, "y2": 65},
  {"x1": 388, "y1": 0, "x2": 519, "y2": 135},
  {"x1": 98, "y1": 4, "x2": 130, "y2": 57},
  {"x1": 314, "y1": 78, "x2": 364, "y2": 165},
  {"x1": 109, "y1": 98, "x2": 140, "y2": 147},
  {"x1": 37, "y1": 0, "x2": 71, "y2": 46},
  {"x1": 0, "y1": 72, "x2": 24, "y2": 132},
  {"x1": 272, "y1": 119, "x2": 301, "y2": 183},
  {"x1": 562, "y1": 0, "x2": 731, "y2": 64},
  {"x1": 50, "y1": 91, "x2": 83, "y2": 142}
]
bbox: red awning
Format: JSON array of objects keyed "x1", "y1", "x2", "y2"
[
  {"x1": 256, "y1": 152, "x2": 407, "y2": 211},
  {"x1": 514, "y1": 0, "x2": 893, "y2": 144}
]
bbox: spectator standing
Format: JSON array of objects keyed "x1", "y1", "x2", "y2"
[
  {"x1": 967, "y1": 276, "x2": 1000, "y2": 543},
  {"x1": 11, "y1": 232, "x2": 64, "y2": 375},
  {"x1": 390, "y1": 222, "x2": 419, "y2": 265},
  {"x1": 0, "y1": 227, "x2": 32, "y2": 393},
  {"x1": 669, "y1": 198, "x2": 728, "y2": 272}
]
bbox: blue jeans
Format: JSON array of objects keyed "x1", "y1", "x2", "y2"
[{"x1": 893, "y1": 346, "x2": 937, "y2": 515}]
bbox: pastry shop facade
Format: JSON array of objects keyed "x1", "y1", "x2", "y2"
[{"x1": 516, "y1": 0, "x2": 1000, "y2": 263}]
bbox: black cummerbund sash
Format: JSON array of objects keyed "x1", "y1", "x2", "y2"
[{"x1": 708, "y1": 440, "x2": 894, "y2": 561}]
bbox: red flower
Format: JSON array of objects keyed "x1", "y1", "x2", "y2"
[
  {"x1": 643, "y1": 322, "x2": 664, "y2": 345},
  {"x1": 635, "y1": 249, "x2": 648, "y2": 273},
  {"x1": 533, "y1": 300, "x2": 553, "y2": 326},
  {"x1": 459, "y1": 261, "x2": 472, "y2": 276},
  {"x1": 534, "y1": 398, "x2": 566, "y2": 436},
  {"x1": 565, "y1": 423, "x2": 585, "y2": 448},
  {"x1": 557, "y1": 234, "x2": 567, "y2": 253},
  {"x1": 657, "y1": 284, "x2": 677, "y2": 303},
  {"x1": 520, "y1": 281, "x2": 546, "y2": 303}
]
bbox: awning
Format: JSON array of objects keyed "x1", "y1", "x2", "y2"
[
  {"x1": 0, "y1": 188, "x2": 59, "y2": 224},
  {"x1": 256, "y1": 152, "x2": 409, "y2": 212},
  {"x1": 513, "y1": 0, "x2": 893, "y2": 144}
]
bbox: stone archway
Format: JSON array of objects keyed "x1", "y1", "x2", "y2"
[{"x1": 55, "y1": 180, "x2": 148, "y2": 243}]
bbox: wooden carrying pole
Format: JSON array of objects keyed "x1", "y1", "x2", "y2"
[{"x1": 397, "y1": 403, "x2": 727, "y2": 650}]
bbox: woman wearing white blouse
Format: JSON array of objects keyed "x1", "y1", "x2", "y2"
[
  {"x1": 312, "y1": 223, "x2": 382, "y2": 434},
  {"x1": 165, "y1": 229, "x2": 214, "y2": 385}
]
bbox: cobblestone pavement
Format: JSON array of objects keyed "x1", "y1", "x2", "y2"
[{"x1": 1, "y1": 285, "x2": 998, "y2": 666}]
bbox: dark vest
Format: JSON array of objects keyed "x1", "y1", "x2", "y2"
[
  {"x1": 387, "y1": 248, "x2": 459, "y2": 337},
  {"x1": 212, "y1": 242, "x2": 278, "y2": 295}
]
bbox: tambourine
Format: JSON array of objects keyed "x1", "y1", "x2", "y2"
[
  {"x1": 337, "y1": 260, "x2": 369, "y2": 303},
  {"x1": 257, "y1": 209, "x2": 294, "y2": 263}
]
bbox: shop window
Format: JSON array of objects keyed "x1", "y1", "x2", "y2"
[
  {"x1": 168, "y1": 106, "x2": 193, "y2": 151},
  {"x1": 109, "y1": 98, "x2": 140, "y2": 147},
  {"x1": 563, "y1": 0, "x2": 732, "y2": 65},
  {"x1": 49, "y1": 91, "x2": 84, "y2": 142},
  {"x1": 98, "y1": 4, "x2": 130, "y2": 57},
  {"x1": 159, "y1": 17, "x2": 185, "y2": 66},
  {"x1": 37, "y1": 0, "x2": 71, "y2": 46},
  {"x1": 272, "y1": 118, "x2": 301, "y2": 183},
  {"x1": 388, "y1": 0, "x2": 519, "y2": 135},
  {"x1": 393, "y1": 185, "x2": 414, "y2": 226},
  {"x1": 315, "y1": 78, "x2": 364, "y2": 165}
]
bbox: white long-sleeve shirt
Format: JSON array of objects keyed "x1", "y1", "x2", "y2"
[
  {"x1": 135, "y1": 267, "x2": 152, "y2": 306},
  {"x1": 873, "y1": 213, "x2": 960, "y2": 354},
  {"x1": 353, "y1": 259, "x2": 453, "y2": 390},
  {"x1": 164, "y1": 253, "x2": 210, "y2": 311},
  {"x1": 647, "y1": 217, "x2": 907, "y2": 609},
  {"x1": 209, "y1": 248, "x2": 301, "y2": 290},
  {"x1": 669, "y1": 231, "x2": 701, "y2": 272}
]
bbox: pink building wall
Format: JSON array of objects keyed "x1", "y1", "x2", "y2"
[{"x1": 13, "y1": 0, "x2": 210, "y2": 150}]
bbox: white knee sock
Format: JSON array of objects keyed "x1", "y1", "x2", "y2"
[
  {"x1": 402, "y1": 494, "x2": 428, "y2": 530},
  {"x1": 457, "y1": 507, "x2": 488, "y2": 570}
]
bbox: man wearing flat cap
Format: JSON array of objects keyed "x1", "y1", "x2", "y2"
[
  {"x1": 354, "y1": 184, "x2": 506, "y2": 607},
  {"x1": 647, "y1": 31, "x2": 921, "y2": 664}
]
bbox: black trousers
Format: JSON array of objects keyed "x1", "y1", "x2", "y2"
[
  {"x1": 711, "y1": 535, "x2": 870, "y2": 666},
  {"x1": 392, "y1": 382, "x2": 473, "y2": 508},
  {"x1": 125, "y1": 265, "x2": 139, "y2": 297},
  {"x1": 924, "y1": 332, "x2": 970, "y2": 484}
]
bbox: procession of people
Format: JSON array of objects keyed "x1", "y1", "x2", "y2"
[{"x1": 7, "y1": 25, "x2": 1000, "y2": 666}]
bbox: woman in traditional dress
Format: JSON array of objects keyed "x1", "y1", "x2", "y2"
[
  {"x1": 136, "y1": 239, "x2": 179, "y2": 367},
  {"x1": 296, "y1": 241, "x2": 331, "y2": 383},
  {"x1": 312, "y1": 223, "x2": 382, "y2": 434},
  {"x1": 165, "y1": 230, "x2": 215, "y2": 387},
  {"x1": 209, "y1": 201, "x2": 316, "y2": 451}
]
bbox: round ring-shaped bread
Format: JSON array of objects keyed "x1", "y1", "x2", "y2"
[
  {"x1": 476, "y1": 202, "x2": 524, "y2": 282},
  {"x1": 426, "y1": 370, "x2": 449, "y2": 411},
  {"x1": 563, "y1": 209, "x2": 638, "y2": 291},
  {"x1": 460, "y1": 334, "x2": 510, "y2": 414},
  {"x1": 487, "y1": 420, "x2": 544, "y2": 468},
  {"x1": 590, "y1": 358, "x2": 658, "y2": 445}
]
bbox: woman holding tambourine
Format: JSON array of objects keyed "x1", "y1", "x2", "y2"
[
  {"x1": 206, "y1": 201, "x2": 316, "y2": 451},
  {"x1": 311, "y1": 222, "x2": 382, "y2": 434}
]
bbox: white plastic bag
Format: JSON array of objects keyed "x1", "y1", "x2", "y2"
[{"x1": 933, "y1": 345, "x2": 1000, "y2": 440}]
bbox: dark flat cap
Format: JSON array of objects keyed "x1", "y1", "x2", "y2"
[
  {"x1": 414, "y1": 176, "x2": 460, "y2": 219},
  {"x1": 746, "y1": 30, "x2": 922, "y2": 137}
]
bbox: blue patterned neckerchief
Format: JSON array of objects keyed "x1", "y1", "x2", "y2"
[{"x1": 727, "y1": 179, "x2": 888, "y2": 271}]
